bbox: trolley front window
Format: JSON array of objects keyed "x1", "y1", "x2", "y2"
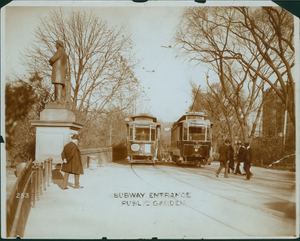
[
  {"x1": 189, "y1": 126, "x2": 206, "y2": 141},
  {"x1": 129, "y1": 127, "x2": 134, "y2": 140},
  {"x1": 151, "y1": 127, "x2": 156, "y2": 141},
  {"x1": 183, "y1": 127, "x2": 188, "y2": 140},
  {"x1": 206, "y1": 127, "x2": 210, "y2": 141},
  {"x1": 135, "y1": 126, "x2": 150, "y2": 141},
  {"x1": 207, "y1": 127, "x2": 211, "y2": 141}
]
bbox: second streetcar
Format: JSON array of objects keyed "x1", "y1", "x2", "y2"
[{"x1": 170, "y1": 112, "x2": 213, "y2": 166}]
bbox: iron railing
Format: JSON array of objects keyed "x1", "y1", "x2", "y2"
[{"x1": 6, "y1": 158, "x2": 53, "y2": 238}]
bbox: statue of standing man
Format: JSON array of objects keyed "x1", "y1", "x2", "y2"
[{"x1": 49, "y1": 40, "x2": 68, "y2": 103}]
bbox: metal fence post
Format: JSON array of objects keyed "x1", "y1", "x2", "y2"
[
  {"x1": 35, "y1": 163, "x2": 40, "y2": 201},
  {"x1": 49, "y1": 158, "x2": 53, "y2": 183},
  {"x1": 38, "y1": 163, "x2": 40, "y2": 194},
  {"x1": 42, "y1": 161, "x2": 46, "y2": 191},
  {"x1": 44, "y1": 159, "x2": 49, "y2": 188},
  {"x1": 43, "y1": 161, "x2": 47, "y2": 191},
  {"x1": 39, "y1": 163, "x2": 43, "y2": 195},
  {"x1": 31, "y1": 166, "x2": 37, "y2": 207}
]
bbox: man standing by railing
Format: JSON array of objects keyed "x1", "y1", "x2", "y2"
[{"x1": 61, "y1": 134, "x2": 84, "y2": 189}]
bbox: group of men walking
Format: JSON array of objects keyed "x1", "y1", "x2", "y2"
[{"x1": 216, "y1": 139, "x2": 253, "y2": 180}]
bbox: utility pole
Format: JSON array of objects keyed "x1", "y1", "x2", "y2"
[
  {"x1": 191, "y1": 85, "x2": 201, "y2": 112},
  {"x1": 110, "y1": 123, "x2": 112, "y2": 146},
  {"x1": 283, "y1": 81, "x2": 289, "y2": 147}
]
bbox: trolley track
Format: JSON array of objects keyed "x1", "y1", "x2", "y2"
[
  {"x1": 130, "y1": 164, "x2": 156, "y2": 188},
  {"x1": 152, "y1": 164, "x2": 295, "y2": 224},
  {"x1": 130, "y1": 164, "x2": 251, "y2": 236},
  {"x1": 203, "y1": 164, "x2": 295, "y2": 185},
  {"x1": 179, "y1": 165, "x2": 294, "y2": 202}
]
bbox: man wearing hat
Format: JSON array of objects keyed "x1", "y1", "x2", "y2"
[
  {"x1": 243, "y1": 142, "x2": 253, "y2": 180},
  {"x1": 228, "y1": 141, "x2": 235, "y2": 173},
  {"x1": 234, "y1": 141, "x2": 245, "y2": 175},
  {"x1": 216, "y1": 139, "x2": 230, "y2": 178},
  {"x1": 61, "y1": 134, "x2": 84, "y2": 189},
  {"x1": 49, "y1": 40, "x2": 68, "y2": 103}
]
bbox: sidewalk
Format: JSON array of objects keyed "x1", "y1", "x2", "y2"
[
  {"x1": 24, "y1": 165, "x2": 114, "y2": 238},
  {"x1": 24, "y1": 162, "x2": 296, "y2": 238}
]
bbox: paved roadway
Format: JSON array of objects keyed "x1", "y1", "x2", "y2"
[{"x1": 24, "y1": 161, "x2": 296, "y2": 238}]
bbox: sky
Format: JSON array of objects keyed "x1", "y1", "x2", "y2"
[
  {"x1": 3, "y1": 3, "x2": 216, "y2": 123},
  {"x1": 3, "y1": 1, "x2": 278, "y2": 123}
]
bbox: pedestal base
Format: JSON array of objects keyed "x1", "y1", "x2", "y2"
[
  {"x1": 41, "y1": 103, "x2": 75, "y2": 122},
  {"x1": 31, "y1": 106, "x2": 83, "y2": 163}
]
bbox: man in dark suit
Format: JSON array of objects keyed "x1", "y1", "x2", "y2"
[
  {"x1": 61, "y1": 134, "x2": 84, "y2": 189},
  {"x1": 228, "y1": 142, "x2": 235, "y2": 173},
  {"x1": 235, "y1": 141, "x2": 245, "y2": 175},
  {"x1": 216, "y1": 139, "x2": 230, "y2": 178},
  {"x1": 244, "y1": 142, "x2": 253, "y2": 180}
]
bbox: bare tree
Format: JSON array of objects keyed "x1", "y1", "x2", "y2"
[
  {"x1": 191, "y1": 81, "x2": 237, "y2": 143},
  {"x1": 231, "y1": 7, "x2": 295, "y2": 127},
  {"x1": 174, "y1": 6, "x2": 294, "y2": 141},
  {"x1": 20, "y1": 9, "x2": 140, "y2": 113}
]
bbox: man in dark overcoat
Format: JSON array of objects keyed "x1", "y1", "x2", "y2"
[
  {"x1": 244, "y1": 142, "x2": 253, "y2": 180},
  {"x1": 61, "y1": 134, "x2": 84, "y2": 189},
  {"x1": 49, "y1": 40, "x2": 68, "y2": 103},
  {"x1": 216, "y1": 139, "x2": 230, "y2": 178},
  {"x1": 228, "y1": 142, "x2": 235, "y2": 173},
  {"x1": 234, "y1": 141, "x2": 245, "y2": 175}
]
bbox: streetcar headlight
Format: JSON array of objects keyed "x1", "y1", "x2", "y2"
[{"x1": 131, "y1": 144, "x2": 139, "y2": 152}]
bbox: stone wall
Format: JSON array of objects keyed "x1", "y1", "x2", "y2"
[
  {"x1": 112, "y1": 147, "x2": 127, "y2": 162},
  {"x1": 80, "y1": 147, "x2": 112, "y2": 168}
]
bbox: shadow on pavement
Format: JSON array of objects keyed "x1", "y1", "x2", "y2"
[
  {"x1": 264, "y1": 201, "x2": 296, "y2": 219},
  {"x1": 52, "y1": 164, "x2": 63, "y2": 189},
  {"x1": 52, "y1": 164, "x2": 76, "y2": 189}
]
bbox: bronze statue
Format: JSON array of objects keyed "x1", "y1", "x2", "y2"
[
  {"x1": 49, "y1": 40, "x2": 68, "y2": 103},
  {"x1": 63, "y1": 77, "x2": 72, "y2": 104}
]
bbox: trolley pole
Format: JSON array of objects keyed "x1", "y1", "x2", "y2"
[{"x1": 191, "y1": 85, "x2": 201, "y2": 112}]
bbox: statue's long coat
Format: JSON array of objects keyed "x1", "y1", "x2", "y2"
[
  {"x1": 49, "y1": 47, "x2": 67, "y2": 85},
  {"x1": 61, "y1": 141, "x2": 84, "y2": 175}
]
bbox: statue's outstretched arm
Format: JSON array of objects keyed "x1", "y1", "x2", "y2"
[{"x1": 49, "y1": 49, "x2": 63, "y2": 64}]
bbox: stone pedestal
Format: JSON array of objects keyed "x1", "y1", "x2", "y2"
[{"x1": 31, "y1": 103, "x2": 83, "y2": 163}]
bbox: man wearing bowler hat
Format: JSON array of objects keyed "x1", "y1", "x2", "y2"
[{"x1": 61, "y1": 134, "x2": 84, "y2": 189}]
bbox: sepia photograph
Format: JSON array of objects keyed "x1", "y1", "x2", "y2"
[{"x1": 2, "y1": 0, "x2": 299, "y2": 238}]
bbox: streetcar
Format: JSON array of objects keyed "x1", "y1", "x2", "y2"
[
  {"x1": 170, "y1": 112, "x2": 213, "y2": 166},
  {"x1": 126, "y1": 115, "x2": 161, "y2": 164}
]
